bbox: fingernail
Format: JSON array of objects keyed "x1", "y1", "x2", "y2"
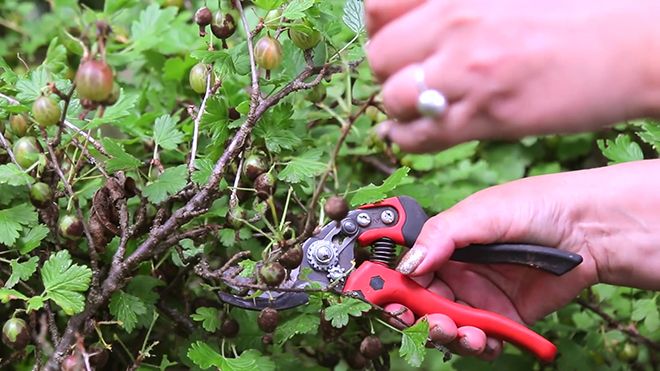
[
  {"x1": 396, "y1": 247, "x2": 426, "y2": 275},
  {"x1": 458, "y1": 334, "x2": 473, "y2": 351},
  {"x1": 374, "y1": 122, "x2": 391, "y2": 140}
]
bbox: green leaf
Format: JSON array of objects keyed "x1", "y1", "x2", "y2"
[
  {"x1": 350, "y1": 167, "x2": 410, "y2": 206},
  {"x1": 636, "y1": 120, "x2": 660, "y2": 151},
  {"x1": 131, "y1": 4, "x2": 177, "y2": 52},
  {"x1": 143, "y1": 165, "x2": 188, "y2": 204},
  {"x1": 399, "y1": 318, "x2": 429, "y2": 367},
  {"x1": 41, "y1": 250, "x2": 92, "y2": 315},
  {"x1": 90, "y1": 91, "x2": 137, "y2": 127},
  {"x1": 15, "y1": 67, "x2": 50, "y2": 102},
  {"x1": 278, "y1": 149, "x2": 326, "y2": 184},
  {"x1": 0, "y1": 203, "x2": 38, "y2": 246},
  {"x1": 632, "y1": 298, "x2": 659, "y2": 332},
  {"x1": 127, "y1": 275, "x2": 164, "y2": 305},
  {"x1": 44, "y1": 38, "x2": 68, "y2": 75},
  {"x1": 0, "y1": 288, "x2": 28, "y2": 303},
  {"x1": 283, "y1": 0, "x2": 315, "y2": 20},
  {"x1": 275, "y1": 313, "x2": 319, "y2": 345},
  {"x1": 187, "y1": 342, "x2": 275, "y2": 371},
  {"x1": 254, "y1": 119, "x2": 301, "y2": 153},
  {"x1": 17, "y1": 224, "x2": 50, "y2": 254},
  {"x1": 597, "y1": 134, "x2": 644, "y2": 164},
  {"x1": 105, "y1": 0, "x2": 139, "y2": 14},
  {"x1": 191, "y1": 307, "x2": 220, "y2": 333},
  {"x1": 26, "y1": 296, "x2": 45, "y2": 312},
  {"x1": 0, "y1": 163, "x2": 34, "y2": 186},
  {"x1": 157, "y1": 354, "x2": 177, "y2": 371},
  {"x1": 343, "y1": 0, "x2": 365, "y2": 34},
  {"x1": 153, "y1": 114, "x2": 184, "y2": 150},
  {"x1": 323, "y1": 297, "x2": 371, "y2": 328},
  {"x1": 109, "y1": 290, "x2": 148, "y2": 333},
  {"x1": 192, "y1": 158, "x2": 214, "y2": 186},
  {"x1": 252, "y1": 0, "x2": 286, "y2": 10},
  {"x1": 238, "y1": 259, "x2": 257, "y2": 278},
  {"x1": 6, "y1": 256, "x2": 39, "y2": 289},
  {"x1": 102, "y1": 138, "x2": 142, "y2": 172}
]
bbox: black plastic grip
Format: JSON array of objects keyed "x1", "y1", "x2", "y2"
[
  {"x1": 399, "y1": 196, "x2": 429, "y2": 247},
  {"x1": 450, "y1": 243, "x2": 583, "y2": 276}
]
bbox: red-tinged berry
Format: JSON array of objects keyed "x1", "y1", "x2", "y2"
[
  {"x1": 345, "y1": 349, "x2": 368, "y2": 369},
  {"x1": 254, "y1": 36, "x2": 283, "y2": 71},
  {"x1": 9, "y1": 114, "x2": 29, "y2": 137},
  {"x1": 13, "y1": 136, "x2": 41, "y2": 169},
  {"x1": 103, "y1": 82, "x2": 120, "y2": 106},
  {"x1": 254, "y1": 172, "x2": 276, "y2": 200},
  {"x1": 258, "y1": 262, "x2": 285, "y2": 287},
  {"x1": 30, "y1": 182, "x2": 53, "y2": 208},
  {"x1": 2, "y1": 318, "x2": 30, "y2": 350},
  {"x1": 189, "y1": 63, "x2": 215, "y2": 94},
  {"x1": 317, "y1": 352, "x2": 340, "y2": 368},
  {"x1": 324, "y1": 196, "x2": 349, "y2": 221},
  {"x1": 288, "y1": 21, "x2": 322, "y2": 50},
  {"x1": 261, "y1": 333, "x2": 273, "y2": 345},
  {"x1": 220, "y1": 318, "x2": 239, "y2": 338},
  {"x1": 359, "y1": 335, "x2": 383, "y2": 359},
  {"x1": 279, "y1": 245, "x2": 303, "y2": 269},
  {"x1": 257, "y1": 307, "x2": 279, "y2": 333},
  {"x1": 228, "y1": 107, "x2": 240, "y2": 120},
  {"x1": 75, "y1": 60, "x2": 114, "y2": 102},
  {"x1": 88, "y1": 344, "x2": 109, "y2": 369},
  {"x1": 59, "y1": 214, "x2": 84, "y2": 240},
  {"x1": 194, "y1": 7, "x2": 212, "y2": 36},
  {"x1": 32, "y1": 96, "x2": 61, "y2": 127},
  {"x1": 244, "y1": 154, "x2": 267, "y2": 180}
]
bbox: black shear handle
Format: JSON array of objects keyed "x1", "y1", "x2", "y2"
[{"x1": 450, "y1": 243, "x2": 583, "y2": 276}]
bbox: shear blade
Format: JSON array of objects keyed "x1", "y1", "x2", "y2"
[{"x1": 217, "y1": 291, "x2": 309, "y2": 310}]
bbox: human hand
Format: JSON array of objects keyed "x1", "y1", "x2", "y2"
[
  {"x1": 366, "y1": 0, "x2": 660, "y2": 152},
  {"x1": 384, "y1": 160, "x2": 660, "y2": 358}
]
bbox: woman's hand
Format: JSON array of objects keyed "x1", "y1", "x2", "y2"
[
  {"x1": 384, "y1": 160, "x2": 660, "y2": 358},
  {"x1": 366, "y1": 0, "x2": 660, "y2": 152}
]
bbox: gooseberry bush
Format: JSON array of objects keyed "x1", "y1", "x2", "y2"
[{"x1": 0, "y1": 1, "x2": 658, "y2": 370}]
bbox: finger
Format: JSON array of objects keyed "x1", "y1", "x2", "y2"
[
  {"x1": 383, "y1": 303, "x2": 415, "y2": 328},
  {"x1": 426, "y1": 313, "x2": 458, "y2": 344},
  {"x1": 381, "y1": 55, "x2": 471, "y2": 122},
  {"x1": 479, "y1": 338, "x2": 503, "y2": 361},
  {"x1": 448, "y1": 326, "x2": 487, "y2": 356},
  {"x1": 365, "y1": 0, "x2": 427, "y2": 37},
  {"x1": 367, "y1": 1, "x2": 445, "y2": 81},
  {"x1": 411, "y1": 272, "x2": 434, "y2": 288},
  {"x1": 426, "y1": 279, "x2": 455, "y2": 301}
]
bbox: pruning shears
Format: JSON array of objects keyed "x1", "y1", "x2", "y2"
[{"x1": 218, "y1": 196, "x2": 583, "y2": 363}]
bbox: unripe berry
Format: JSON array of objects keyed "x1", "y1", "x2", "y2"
[
  {"x1": 254, "y1": 36, "x2": 283, "y2": 71},
  {"x1": 75, "y1": 60, "x2": 114, "y2": 102},
  {"x1": 32, "y1": 96, "x2": 61, "y2": 127}
]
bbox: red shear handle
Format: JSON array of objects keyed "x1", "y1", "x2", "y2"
[{"x1": 344, "y1": 262, "x2": 557, "y2": 363}]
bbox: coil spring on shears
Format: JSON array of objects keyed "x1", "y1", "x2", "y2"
[{"x1": 371, "y1": 237, "x2": 397, "y2": 267}]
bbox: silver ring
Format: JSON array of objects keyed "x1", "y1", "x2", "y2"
[{"x1": 414, "y1": 65, "x2": 447, "y2": 118}]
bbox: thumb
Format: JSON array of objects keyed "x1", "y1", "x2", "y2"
[{"x1": 396, "y1": 180, "x2": 552, "y2": 276}]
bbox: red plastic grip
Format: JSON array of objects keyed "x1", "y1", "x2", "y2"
[
  {"x1": 344, "y1": 262, "x2": 557, "y2": 363},
  {"x1": 357, "y1": 197, "x2": 406, "y2": 246}
]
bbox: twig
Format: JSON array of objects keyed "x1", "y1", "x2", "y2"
[
  {"x1": 575, "y1": 298, "x2": 660, "y2": 352},
  {"x1": 0, "y1": 131, "x2": 21, "y2": 168},
  {"x1": 236, "y1": 0, "x2": 260, "y2": 107},
  {"x1": 155, "y1": 301, "x2": 195, "y2": 334},
  {"x1": 44, "y1": 302, "x2": 61, "y2": 344},
  {"x1": 50, "y1": 83, "x2": 76, "y2": 148},
  {"x1": 63, "y1": 121, "x2": 108, "y2": 156},
  {"x1": 360, "y1": 156, "x2": 395, "y2": 175},
  {"x1": 187, "y1": 71, "x2": 217, "y2": 176}
]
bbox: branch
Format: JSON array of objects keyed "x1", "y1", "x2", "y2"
[
  {"x1": 188, "y1": 75, "x2": 221, "y2": 176},
  {"x1": 575, "y1": 298, "x2": 660, "y2": 352}
]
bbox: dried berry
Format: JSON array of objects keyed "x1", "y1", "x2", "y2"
[
  {"x1": 228, "y1": 107, "x2": 240, "y2": 120},
  {"x1": 257, "y1": 307, "x2": 279, "y2": 332},
  {"x1": 324, "y1": 196, "x2": 349, "y2": 221},
  {"x1": 75, "y1": 60, "x2": 114, "y2": 102},
  {"x1": 258, "y1": 262, "x2": 285, "y2": 287},
  {"x1": 9, "y1": 114, "x2": 28, "y2": 137},
  {"x1": 320, "y1": 310, "x2": 346, "y2": 340},
  {"x1": 220, "y1": 318, "x2": 239, "y2": 338},
  {"x1": 244, "y1": 154, "x2": 267, "y2": 180},
  {"x1": 254, "y1": 172, "x2": 276, "y2": 200},
  {"x1": 13, "y1": 136, "x2": 41, "y2": 169},
  {"x1": 288, "y1": 21, "x2": 321, "y2": 50},
  {"x1": 30, "y1": 182, "x2": 53, "y2": 208},
  {"x1": 2, "y1": 318, "x2": 30, "y2": 350},
  {"x1": 32, "y1": 96, "x2": 61, "y2": 127},
  {"x1": 211, "y1": 11, "x2": 236, "y2": 39},
  {"x1": 254, "y1": 36, "x2": 283, "y2": 71},
  {"x1": 194, "y1": 7, "x2": 212, "y2": 36},
  {"x1": 278, "y1": 245, "x2": 303, "y2": 269},
  {"x1": 359, "y1": 335, "x2": 383, "y2": 359},
  {"x1": 189, "y1": 63, "x2": 215, "y2": 94},
  {"x1": 59, "y1": 214, "x2": 84, "y2": 240},
  {"x1": 60, "y1": 353, "x2": 84, "y2": 371}
]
